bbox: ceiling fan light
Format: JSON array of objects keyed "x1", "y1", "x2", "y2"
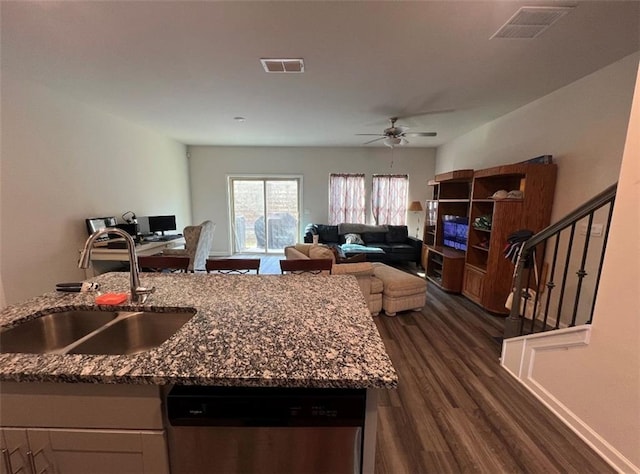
[{"x1": 383, "y1": 136, "x2": 401, "y2": 148}]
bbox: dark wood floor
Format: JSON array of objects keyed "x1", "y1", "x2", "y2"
[
  {"x1": 238, "y1": 255, "x2": 612, "y2": 472},
  {"x1": 374, "y1": 283, "x2": 613, "y2": 474}
]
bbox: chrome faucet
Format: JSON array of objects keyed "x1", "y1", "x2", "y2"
[{"x1": 79, "y1": 227, "x2": 155, "y2": 303}]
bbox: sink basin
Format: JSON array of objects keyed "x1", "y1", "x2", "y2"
[
  {"x1": 68, "y1": 311, "x2": 195, "y2": 355},
  {"x1": 0, "y1": 309, "x2": 196, "y2": 355},
  {"x1": 0, "y1": 310, "x2": 118, "y2": 354}
]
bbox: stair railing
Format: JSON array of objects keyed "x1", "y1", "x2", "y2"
[{"x1": 503, "y1": 183, "x2": 617, "y2": 339}]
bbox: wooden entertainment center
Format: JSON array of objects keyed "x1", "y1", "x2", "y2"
[
  {"x1": 422, "y1": 169, "x2": 473, "y2": 293},
  {"x1": 422, "y1": 162, "x2": 557, "y2": 315}
]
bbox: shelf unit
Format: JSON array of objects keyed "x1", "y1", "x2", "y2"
[
  {"x1": 422, "y1": 169, "x2": 473, "y2": 293},
  {"x1": 462, "y1": 163, "x2": 557, "y2": 314}
]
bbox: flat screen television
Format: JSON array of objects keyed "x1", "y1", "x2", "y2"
[
  {"x1": 148, "y1": 215, "x2": 177, "y2": 235},
  {"x1": 442, "y1": 216, "x2": 468, "y2": 251}
]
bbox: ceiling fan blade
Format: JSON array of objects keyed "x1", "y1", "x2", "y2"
[
  {"x1": 363, "y1": 137, "x2": 385, "y2": 145},
  {"x1": 404, "y1": 132, "x2": 437, "y2": 137},
  {"x1": 356, "y1": 133, "x2": 384, "y2": 136}
]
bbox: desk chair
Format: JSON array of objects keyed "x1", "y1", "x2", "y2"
[
  {"x1": 138, "y1": 255, "x2": 190, "y2": 273},
  {"x1": 164, "y1": 220, "x2": 215, "y2": 271},
  {"x1": 205, "y1": 258, "x2": 261, "y2": 274},
  {"x1": 279, "y1": 259, "x2": 333, "y2": 275}
]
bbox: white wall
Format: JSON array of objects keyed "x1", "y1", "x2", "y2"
[
  {"x1": 1, "y1": 75, "x2": 191, "y2": 305},
  {"x1": 532, "y1": 64, "x2": 639, "y2": 469},
  {"x1": 437, "y1": 52, "x2": 639, "y2": 223},
  {"x1": 188, "y1": 146, "x2": 436, "y2": 255}
]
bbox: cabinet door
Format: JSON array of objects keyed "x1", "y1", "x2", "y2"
[
  {"x1": 38, "y1": 429, "x2": 168, "y2": 474},
  {"x1": 463, "y1": 265, "x2": 485, "y2": 303},
  {"x1": 0, "y1": 428, "x2": 30, "y2": 474}
]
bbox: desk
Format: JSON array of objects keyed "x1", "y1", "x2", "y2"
[{"x1": 86, "y1": 238, "x2": 186, "y2": 276}]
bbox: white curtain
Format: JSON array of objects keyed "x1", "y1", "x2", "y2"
[
  {"x1": 372, "y1": 174, "x2": 408, "y2": 225},
  {"x1": 329, "y1": 174, "x2": 365, "y2": 224}
]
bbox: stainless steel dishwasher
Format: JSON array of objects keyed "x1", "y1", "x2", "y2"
[{"x1": 166, "y1": 386, "x2": 366, "y2": 474}]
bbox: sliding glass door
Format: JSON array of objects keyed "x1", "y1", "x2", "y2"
[{"x1": 230, "y1": 177, "x2": 301, "y2": 254}]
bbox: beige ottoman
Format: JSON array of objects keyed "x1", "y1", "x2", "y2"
[{"x1": 372, "y1": 263, "x2": 427, "y2": 316}]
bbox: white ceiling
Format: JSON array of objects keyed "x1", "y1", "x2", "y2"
[{"x1": 2, "y1": 1, "x2": 639, "y2": 148}]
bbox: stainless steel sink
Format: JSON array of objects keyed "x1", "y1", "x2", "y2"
[
  {"x1": 0, "y1": 309, "x2": 196, "y2": 355},
  {"x1": 68, "y1": 311, "x2": 195, "y2": 355},
  {"x1": 0, "y1": 310, "x2": 118, "y2": 354}
]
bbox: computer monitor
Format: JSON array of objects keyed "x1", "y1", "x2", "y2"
[
  {"x1": 148, "y1": 215, "x2": 177, "y2": 235},
  {"x1": 85, "y1": 217, "x2": 117, "y2": 241}
]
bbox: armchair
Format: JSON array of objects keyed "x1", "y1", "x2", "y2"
[{"x1": 164, "y1": 220, "x2": 215, "y2": 271}]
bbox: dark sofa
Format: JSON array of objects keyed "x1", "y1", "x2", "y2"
[{"x1": 304, "y1": 223, "x2": 422, "y2": 264}]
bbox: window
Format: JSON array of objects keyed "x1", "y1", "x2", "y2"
[
  {"x1": 328, "y1": 174, "x2": 365, "y2": 224},
  {"x1": 230, "y1": 177, "x2": 301, "y2": 254},
  {"x1": 372, "y1": 174, "x2": 409, "y2": 225}
]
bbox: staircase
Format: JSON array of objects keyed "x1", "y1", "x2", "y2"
[{"x1": 503, "y1": 183, "x2": 617, "y2": 339}]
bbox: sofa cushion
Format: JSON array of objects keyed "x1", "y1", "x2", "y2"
[
  {"x1": 362, "y1": 232, "x2": 386, "y2": 244},
  {"x1": 338, "y1": 223, "x2": 388, "y2": 235},
  {"x1": 373, "y1": 263, "x2": 427, "y2": 298},
  {"x1": 344, "y1": 233, "x2": 364, "y2": 245},
  {"x1": 331, "y1": 262, "x2": 374, "y2": 277},
  {"x1": 386, "y1": 225, "x2": 409, "y2": 243},
  {"x1": 309, "y1": 245, "x2": 336, "y2": 263},
  {"x1": 293, "y1": 243, "x2": 313, "y2": 256},
  {"x1": 388, "y1": 243, "x2": 415, "y2": 253},
  {"x1": 317, "y1": 225, "x2": 339, "y2": 243},
  {"x1": 373, "y1": 243, "x2": 392, "y2": 253}
]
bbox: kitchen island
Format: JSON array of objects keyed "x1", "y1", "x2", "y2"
[{"x1": 0, "y1": 272, "x2": 397, "y2": 473}]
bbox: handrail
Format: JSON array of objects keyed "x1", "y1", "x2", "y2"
[
  {"x1": 504, "y1": 182, "x2": 617, "y2": 339},
  {"x1": 524, "y1": 183, "x2": 617, "y2": 249}
]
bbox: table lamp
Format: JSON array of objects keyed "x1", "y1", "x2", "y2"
[{"x1": 408, "y1": 201, "x2": 424, "y2": 238}]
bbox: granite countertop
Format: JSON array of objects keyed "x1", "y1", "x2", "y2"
[{"x1": 0, "y1": 272, "x2": 397, "y2": 389}]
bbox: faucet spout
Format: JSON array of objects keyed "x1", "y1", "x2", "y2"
[{"x1": 79, "y1": 228, "x2": 153, "y2": 303}]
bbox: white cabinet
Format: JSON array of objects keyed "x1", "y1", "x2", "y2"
[
  {"x1": 0, "y1": 383, "x2": 170, "y2": 474},
  {"x1": 1, "y1": 428, "x2": 33, "y2": 474},
  {"x1": 1, "y1": 427, "x2": 167, "y2": 474}
]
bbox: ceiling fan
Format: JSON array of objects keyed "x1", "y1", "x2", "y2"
[{"x1": 357, "y1": 117, "x2": 437, "y2": 148}]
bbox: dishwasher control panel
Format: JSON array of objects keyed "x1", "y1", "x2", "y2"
[{"x1": 167, "y1": 386, "x2": 366, "y2": 427}]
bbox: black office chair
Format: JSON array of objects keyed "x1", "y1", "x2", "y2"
[{"x1": 205, "y1": 258, "x2": 261, "y2": 274}]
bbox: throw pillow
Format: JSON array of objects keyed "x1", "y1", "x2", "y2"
[
  {"x1": 308, "y1": 245, "x2": 336, "y2": 263},
  {"x1": 386, "y1": 225, "x2": 409, "y2": 243},
  {"x1": 294, "y1": 243, "x2": 312, "y2": 257},
  {"x1": 344, "y1": 233, "x2": 364, "y2": 245}
]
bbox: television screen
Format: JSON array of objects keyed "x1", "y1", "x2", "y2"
[{"x1": 442, "y1": 216, "x2": 468, "y2": 251}]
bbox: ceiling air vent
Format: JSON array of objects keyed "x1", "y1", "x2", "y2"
[
  {"x1": 491, "y1": 6, "x2": 574, "y2": 39},
  {"x1": 260, "y1": 58, "x2": 305, "y2": 73}
]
